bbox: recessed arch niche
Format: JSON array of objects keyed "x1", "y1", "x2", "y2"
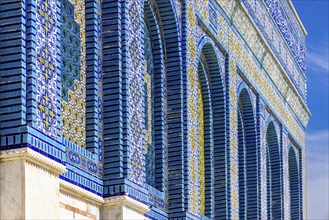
[
  {"x1": 237, "y1": 87, "x2": 258, "y2": 219},
  {"x1": 288, "y1": 146, "x2": 301, "y2": 219},
  {"x1": 265, "y1": 121, "x2": 283, "y2": 219},
  {"x1": 196, "y1": 41, "x2": 226, "y2": 219}
]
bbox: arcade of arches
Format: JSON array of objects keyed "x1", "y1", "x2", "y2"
[{"x1": 0, "y1": 0, "x2": 309, "y2": 219}]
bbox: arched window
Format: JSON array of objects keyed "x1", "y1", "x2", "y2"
[
  {"x1": 198, "y1": 58, "x2": 213, "y2": 218},
  {"x1": 266, "y1": 145, "x2": 272, "y2": 219},
  {"x1": 143, "y1": 0, "x2": 166, "y2": 192},
  {"x1": 198, "y1": 76, "x2": 206, "y2": 215},
  {"x1": 237, "y1": 88, "x2": 258, "y2": 219},
  {"x1": 197, "y1": 42, "x2": 226, "y2": 218},
  {"x1": 144, "y1": 17, "x2": 156, "y2": 187},
  {"x1": 266, "y1": 122, "x2": 283, "y2": 219},
  {"x1": 237, "y1": 109, "x2": 246, "y2": 216},
  {"x1": 289, "y1": 147, "x2": 301, "y2": 219}
]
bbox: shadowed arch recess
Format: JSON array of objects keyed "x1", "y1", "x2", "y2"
[
  {"x1": 197, "y1": 41, "x2": 226, "y2": 219},
  {"x1": 237, "y1": 87, "x2": 259, "y2": 219},
  {"x1": 266, "y1": 121, "x2": 283, "y2": 219},
  {"x1": 197, "y1": 56, "x2": 213, "y2": 218},
  {"x1": 289, "y1": 146, "x2": 301, "y2": 219},
  {"x1": 150, "y1": 0, "x2": 184, "y2": 216},
  {"x1": 143, "y1": 0, "x2": 167, "y2": 192}
]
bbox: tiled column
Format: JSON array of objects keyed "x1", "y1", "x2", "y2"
[
  {"x1": 257, "y1": 97, "x2": 267, "y2": 219},
  {"x1": 0, "y1": 1, "x2": 27, "y2": 138},
  {"x1": 301, "y1": 144, "x2": 307, "y2": 219},
  {"x1": 101, "y1": 0, "x2": 149, "y2": 215},
  {"x1": 282, "y1": 128, "x2": 291, "y2": 220},
  {"x1": 228, "y1": 56, "x2": 239, "y2": 220}
]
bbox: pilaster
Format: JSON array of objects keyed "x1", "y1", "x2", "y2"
[
  {"x1": 257, "y1": 96, "x2": 267, "y2": 219},
  {"x1": 282, "y1": 127, "x2": 291, "y2": 220},
  {"x1": 0, "y1": 1, "x2": 27, "y2": 134},
  {"x1": 101, "y1": 0, "x2": 149, "y2": 212}
]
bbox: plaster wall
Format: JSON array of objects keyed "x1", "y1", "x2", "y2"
[
  {"x1": 0, "y1": 158, "x2": 61, "y2": 219},
  {"x1": 59, "y1": 191, "x2": 100, "y2": 220},
  {"x1": 101, "y1": 204, "x2": 149, "y2": 220},
  {"x1": 0, "y1": 159, "x2": 23, "y2": 219}
]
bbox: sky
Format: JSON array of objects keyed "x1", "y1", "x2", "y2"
[{"x1": 293, "y1": 1, "x2": 329, "y2": 219}]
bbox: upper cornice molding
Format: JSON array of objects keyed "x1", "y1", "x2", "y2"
[
  {"x1": 103, "y1": 195, "x2": 150, "y2": 213},
  {"x1": 0, "y1": 147, "x2": 67, "y2": 175},
  {"x1": 59, "y1": 179, "x2": 104, "y2": 205},
  {"x1": 287, "y1": 0, "x2": 307, "y2": 35}
]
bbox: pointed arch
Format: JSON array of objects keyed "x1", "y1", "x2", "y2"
[
  {"x1": 266, "y1": 121, "x2": 283, "y2": 219},
  {"x1": 237, "y1": 87, "x2": 258, "y2": 219},
  {"x1": 196, "y1": 39, "x2": 226, "y2": 219},
  {"x1": 143, "y1": 0, "x2": 166, "y2": 191},
  {"x1": 197, "y1": 60, "x2": 212, "y2": 217},
  {"x1": 151, "y1": 0, "x2": 183, "y2": 216},
  {"x1": 289, "y1": 146, "x2": 300, "y2": 219}
]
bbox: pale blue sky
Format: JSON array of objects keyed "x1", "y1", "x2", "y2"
[{"x1": 293, "y1": 1, "x2": 329, "y2": 219}]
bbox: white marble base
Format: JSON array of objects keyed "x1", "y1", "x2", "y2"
[
  {"x1": 0, "y1": 148, "x2": 150, "y2": 220},
  {"x1": 0, "y1": 148, "x2": 65, "y2": 220},
  {"x1": 101, "y1": 196, "x2": 150, "y2": 220},
  {"x1": 59, "y1": 180, "x2": 103, "y2": 220}
]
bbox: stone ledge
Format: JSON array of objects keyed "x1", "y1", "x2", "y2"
[
  {"x1": 59, "y1": 179, "x2": 104, "y2": 205},
  {"x1": 0, "y1": 147, "x2": 66, "y2": 175},
  {"x1": 103, "y1": 195, "x2": 150, "y2": 214}
]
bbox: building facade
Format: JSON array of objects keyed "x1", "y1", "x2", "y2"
[{"x1": 0, "y1": 0, "x2": 310, "y2": 219}]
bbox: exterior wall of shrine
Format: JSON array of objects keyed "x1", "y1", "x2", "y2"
[{"x1": 0, "y1": 0, "x2": 310, "y2": 219}]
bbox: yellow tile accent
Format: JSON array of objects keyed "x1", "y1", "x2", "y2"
[
  {"x1": 198, "y1": 78, "x2": 205, "y2": 215},
  {"x1": 61, "y1": 0, "x2": 86, "y2": 148}
]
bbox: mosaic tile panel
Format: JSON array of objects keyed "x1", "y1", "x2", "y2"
[
  {"x1": 127, "y1": 0, "x2": 145, "y2": 186},
  {"x1": 209, "y1": 3, "x2": 218, "y2": 32},
  {"x1": 144, "y1": 23, "x2": 155, "y2": 187},
  {"x1": 264, "y1": 0, "x2": 306, "y2": 73},
  {"x1": 1, "y1": 1, "x2": 310, "y2": 219},
  {"x1": 219, "y1": 2, "x2": 307, "y2": 146},
  {"x1": 66, "y1": 148, "x2": 102, "y2": 177},
  {"x1": 60, "y1": 0, "x2": 81, "y2": 101},
  {"x1": 187, "y1": 2, "x2": 201, "y2": 216},
  {"x1": 243, "y1": 0, "x2": 306, "y2": 100},
  {"x1": 60, "y1": 0, "x2": 86, "y2": 148},
  {"x1": 198, "y1": 76, "x2": 205, "y2": 216},
  {"x1": 35, "y1": 0, "x2": 59, "y2": 138}
]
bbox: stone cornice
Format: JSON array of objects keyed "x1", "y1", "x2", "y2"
[
  {"x1": 287, "y1": 0, "x2": 307, "y2": 35},
  {"x1": 59, "y1": 179, "x2": 104, "y2": 205},
  {"x1": 103, "y1": 195, "x2": 150, "y2": 214},
  {"x1": 213, "y1": 0, "x2": 310, "y2": 118},
  {"x1": 60, "y1": 181, "x2": 151, "y2": 213},
  {"x1": 0, "y1": 147, "x2": 66, "y2": 175}
]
